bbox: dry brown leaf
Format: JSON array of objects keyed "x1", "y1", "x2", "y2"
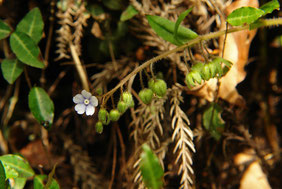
[
  {"x1": 234, "y1": 150, "x2": 271, "y2": 189},
  {"x1": 187, "y1": 0, "x2": 259, "y2": 106}
]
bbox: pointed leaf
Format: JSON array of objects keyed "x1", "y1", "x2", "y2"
[
  {"x1": 10, "y1": 31, "x2": 44, "y2": 68},
  {"x1": 120, "y1": 5, "x2": 138, "y2": 21},
  {"x1": 34, "y1": 175, "x2": 60, "y2": 189},
  {"x1": 10, "y1": 177, "x2": 26, "y2": 189},
  {"x1": 0, "y1": 19, "x2": 11, "y2": 40},
  {"x1": 146, "y1": 15, "x2": 198, "y2": 46},
  {"x1": 16, "y1": 7, "x2": 44, "y2": 44},
  {"x1": 259, "y1": 0, "x2": 280, "y2": 16},
  {"x1": 203, "y1": 103, "x2": 225, "y2": 140},
  {"x1": 174, "y1": 7, "x2": 193, "y2": 43},
  {"x1": 1, "y1": 59, "x2": 24, "y2": 84},
  {"x1": 0, "y1": 155, "x2": 35, "y2": 178},
  {"x1": 28, "y1": 87, "x2": 54, "y2": 127},
  {"x1": 227, "y1": 7, "x2": 264, "y2": 26},
  {"x1": 0, "y1": 161, "x2": 7, "y2": 188},
  {"x1": 140, "y1": 144, "x2": 164, "y2": 189}
]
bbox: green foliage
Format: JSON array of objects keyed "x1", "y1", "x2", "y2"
[
  {"x1": 0, "y1": 161, "x2": 7, "y2": 189},
  {"x1": 11, "y1": 178, "x2": 27, "y2": 189},
  {"x1": 0, "y1": 19, "x2": 11, "y2": 40},
  {"x1": 28, "y1": 87, "x2": 55, "y2": 127},
  {"x1": 203, "y1": 103, "x2": 225, "y2": 140},
  {"x1": 16, "y1": 7, "x2": 44, "y2": 44},
  {"x1": 174, "y1": 7, "x2": 193, "y2": 44},
  {"x1": 120, "y1": 5, "x2": 138, "y2": 21},
  {"x1": 102, "y1": 0, "x2": 124, "y2": 10},
  {"x1": 87, "y1": 4, "x2": 105, "y2": 17},
  {"x1": 34, "y1": 175, "x2": 60, "y2": 189},
  {"x1": 146, "y1": 15, "x2": 198, "y2": 46},
  {"x1": 10, "y1": 31, "x2": 44, "y2": 69},
  {"x1": 0, "y1": 155, "x2": 35, "y2": 178},
  {"x1": 139, "y1": 88, "x2": 154, "y2": 104},
  {"x1": 140, "y1": 144, "x2": 164, "y2": 189},
  {"x1": 227, "y1": 7, "x2": 264, "y2": 26},
  {"x1": 1, "y1": 59, "x2": 24, "y2": 84},
  {"x1": 260, "y1": 0, "x2": 280, "y2": 16}
]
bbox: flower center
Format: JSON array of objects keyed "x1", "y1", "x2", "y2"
[{"x1": 84, "y1": 99, "x2": 90, "y2": 105}]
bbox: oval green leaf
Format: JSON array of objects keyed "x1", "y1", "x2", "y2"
[
  {"x1": 146, "y1": 15, "x2": 198, "y2": 46},
  {"x1": 260, "y1": 0, "x2": 280, "y2": 16},
  {"x1": 140, "y1": 144, "x2": 164, "y2": 189},
  {"x1": 1, "y1": 58, "x2": 24, "y2": 84},
  {"x1": 34, "y1": 175, "x2": 60, "y2": 189},
  {"x1": 10, "y1": 31, "x2": 44, "y2": 68},
  {"x1": 28, "y1": 87, "x2": 54, "y2": 126},
  {"x1": 227, "y1": 7, "x2": 265, "y2": 26},
  {"x1": 120, "y1": 5, "x2": 138, "y2": 21},
  {"x1": 203, "y1": 103, "x2": 225, "y2": 140},
  {"x1": 174, "y1": 7, "x2": 193, "y2": 42},
  {"x1": 11, "y1": 177, "x2": 27, "y2": 189},
  {"x1": 0, "y1": 19, "x2": 12, "y2": 40},
  {"x1": 0, "y1": 155, "x2": 35, "y2": 178},
  {"x1": 16, "y1": 7, "x2": 44, "y2": 44}
]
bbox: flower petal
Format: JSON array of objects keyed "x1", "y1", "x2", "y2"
[
  {"x1": 81, "y1": 90, "x2": 92, "y2": 99},
  {"x1": 75, "y1": 104, "x2": 86, "y2": 114},
  {"x1": 85, "y1": 105, "x2": 95, "y2": 116},
  {"x1": 90, "y1": 96, "x2": 98, "y2": 107},
  {"x1": 73, "y1": 94, "x2": 84, "y2": 104}
]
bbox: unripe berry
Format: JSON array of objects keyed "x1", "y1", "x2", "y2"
[
  {"x1": 109, "y1": 109, "x2": 120, "y2": 121},
  {"x1": 98, "y1": 109, "x2": 110, "y2": 125},
  {"x1": 139, "y1": 88, "x2": 154, "y2": 104},
  {"x1": 122, "y1": 92, "x2": 135, "y2": 108},
  {"x1": 117, "y1": 101, "x2": 127, "y2": 114},
  {"x1": 148, "y1": 79, "x2": 154, "y2": 90},
  {"x1": 95, "y1": 121, "x2": 103, "y2": 134}
]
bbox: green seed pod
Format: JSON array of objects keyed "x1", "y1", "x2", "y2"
[
  {"x1": 117, "y1": 100, "x2": 127, "y2": 114},
  {"x1": 139, "y1": 88, "x2": 154, "y2": 104},
  {"x1": 109, "y1": 109, "x2": 121, "y2": 121},
  {"x1": 152, "y1": 79, "x2": 167, "y2": 97},
  {"x1": 201, "y1": 64, "x2": 211, "y2": 81},
  {"x1": 148, "y1": 79, "x2": 154, "y2": 90},
  {"x1": 191, "y1": 71, "x2": 202, "y2": 85},
  {"x1": 185, "y1": 73, "x2": 195, "y2": 88},
  {"x1": 98, "y1": 109, "x2": 110, "y2": 125},
  {"x1": 208, "y1": 62, "x2": 217, "y2": 78},
  {"x1": 122, "y1": 92, "x2": 135, "y2": 108},
  {"x1": 191, "y1": 62, "x2": 204, "y2": 72},
  {"x1": 95, "y1": 121, "x2": 103, "y2": 134}
]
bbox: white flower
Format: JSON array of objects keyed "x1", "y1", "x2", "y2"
[{"x1": 73, "y1": 90, "x2": 98, "y2": 116}]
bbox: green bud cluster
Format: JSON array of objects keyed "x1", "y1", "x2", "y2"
[
  {"x1": 185, "y1": 58, "x2": 232, "y2": 89},
  {"x1": 138, "y1": 88, "x2": 154, "y2": 104},
  {"x1": 148, "y1": 79, "x2": 167, "y2": 97}
]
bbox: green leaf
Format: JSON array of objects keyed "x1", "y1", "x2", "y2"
[
  {"x1": 10, "y1": 31, "x2": 44, "y2": 68},
  {"x1": 87, "y1": 4, "x2": 105, "y2": 17},
  {"x1": 0, "y1": 155, "x2": 35, "y2": 178},
  {"x1": 140, "y1": 144, "x2": 164, "y2": 189},
  {"x1": 102, "y1": 0, "x2": 123, "y2": 10},
  {"x1": 1, "y1": 59, "x2": 24, "y2": 84},
  {"x1": 203, "y1": 103, "x2": 225, "y2": 140},
  {"x1": 0, "y1": 19, "x2": 12, "y2": 40},
  {"x1": 146, "y1": 15, "x2": 198, "y2": 46},
  {"x1": 120, "y1": 5, "x2": 138, "y2": 21},
  {"x1": 174, "y1": 7, "x2": 193, "y2": 43},
  {"x1": 34, "y1": 175, "x2": 60, "y2": 189},
  {"x1": 0, "y1": 161, "x2": 7, "y2": 188},
  {"x1": 227, "y1": 7, "x2": 265, "y2": 26},
  {"x1": 260, "y1": 0, "x2": 280, "y2": 16},
  {"x1": 16, "y1": 7, "x2": 44, "y2": 44},
  {"x1": 28, "y1": 87, "x2": 54, "y2": 127},
  {"x1": 10, "y1": 177, "x2": 26, "y2": 189}
]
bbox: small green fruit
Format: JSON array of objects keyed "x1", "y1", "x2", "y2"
[
  {"x1": 148, "y1": 79, "x2": 154, "y2": 90},
  {"x1": 117, "y1": 101, "x2": 127, "y2": 114},
  {"x1": 122, "y1": 92, "x2": 134, "y2": 108},
  {"x1": 191, "y1": 71, "x2": 202, "y2": 84},
  {"x1": 109, "y1": 109, "x2": 120, "y2": 121},
  {"x1": 201, "y1": 64, "x2": 211, "y2": 81},
  {"x1": 152, "y1": 79, "x2": 167, "y2": 97},
  {"x1": 185, "y1": 73, "x2": 195, "y2": 88},
  {"x1": 208, "y1": 62, "x2": 217, "y2": 78},
  {"x1": 95, "y1": 121, "x2": 103, "y2": 134},
  {"x1": 139, "y1": 88, "x2": 153, "y2": 104},
  {"x1": 98, "y1": 109, "x2": 110, "y2": 125}
]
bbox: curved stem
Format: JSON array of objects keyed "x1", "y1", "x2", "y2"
[{"x1": 103, "y1": 18, "x2": 282, "y2": 98}]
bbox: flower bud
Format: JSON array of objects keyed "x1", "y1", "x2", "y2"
[
  {"x1": 122, "y1": 92, "x2": 134, "y2": 108},
  {"x1": 139, "y1": 88, "x2": 153, "y2": 104},
  {"x1": 152, "y1": 79, "x2": 167, "y2": 97},
  {"x1": 109, "y1": 109, "x2": 121, "y2": 121},
  {"x1": 98, "y1": 109, "x2": 110, "y2": 125},
  {"x1": 185, "y1": 73, "x2": 195, "y2": 88},
  {"x1": 117, "y1": 101, "x2": 127, "y2": 114},
  {"x1": 95, "y1": 121, "x2": 103, "y2": 134},
  {"x1": 208, "y1": 62, "x2": 217, "y2": 78},
  {"x1": 201, "y1": 64, "x2": 211, "y2": 81}
]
